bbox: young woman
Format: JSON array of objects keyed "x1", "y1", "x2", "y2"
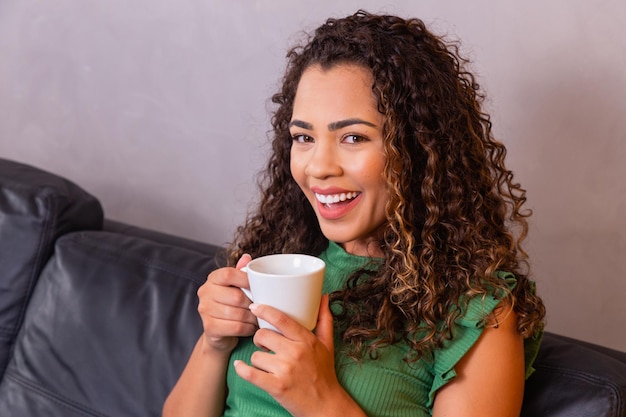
[{"x1": 163, "y1": 10, "x2": 545, "y2": 417}]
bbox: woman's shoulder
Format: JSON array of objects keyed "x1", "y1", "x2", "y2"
[{"x1": 428, "y1": 272, "x2": 543, "y2": 406}]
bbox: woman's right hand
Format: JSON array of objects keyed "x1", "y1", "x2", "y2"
[{"x1": 197, "y1": 254, "x2": 258, "y2": 353}]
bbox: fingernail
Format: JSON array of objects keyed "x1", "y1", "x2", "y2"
[{"x1": 249, "y1": 303, "x2": 258, "y2": 312}]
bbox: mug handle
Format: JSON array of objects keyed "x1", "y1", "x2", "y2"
[{"x1": 239, "y1": 266, "x2": 253, "y2": 301}]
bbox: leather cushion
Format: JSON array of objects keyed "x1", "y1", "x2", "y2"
[
  {"x1": 0, "y1": 231, "x2": 219, "y2": 417},
  {"x1": 522, "y1": 332, "x2": 626, "y2": 417}
]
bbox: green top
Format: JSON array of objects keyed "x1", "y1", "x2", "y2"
[{"x1": 223, "y1": 242, "x2": 542, "y2": 417}]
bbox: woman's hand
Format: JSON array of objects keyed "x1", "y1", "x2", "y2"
[
  {"x1": 197, "y1": 254, "x2": 258, "y2": 353},
  {"x1": 234, "y1": 295, "x2": 366, "y2": 417}
]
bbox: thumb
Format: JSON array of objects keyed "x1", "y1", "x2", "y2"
[
  {"x1": 235, "y1": 253, "x2": 252, "y2": 270},
  {"x1": 315, "y1": 294, "x2": 334, "y2": 354}
]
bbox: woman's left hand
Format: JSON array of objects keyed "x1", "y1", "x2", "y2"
[{"x1": 234, "y1": 294, "x2": 365, "y2": 417}]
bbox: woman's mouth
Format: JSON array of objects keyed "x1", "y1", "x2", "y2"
[
  {"x1": 313, "y1": 191, "x2": 362, "y2": 220},
  {"x1": 315, "y1": 191, "x2": 360, "y2": 206}
]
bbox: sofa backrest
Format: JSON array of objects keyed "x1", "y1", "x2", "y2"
[
  {"x1": 521, "y1": 332, "x2": 626, "y2": 417},
  {"x1": 0, "y1": 159, "x2": 103, "y2": 377},
  {"x1": 0, "y1": 230, "x2": 221, "y2": 416}
]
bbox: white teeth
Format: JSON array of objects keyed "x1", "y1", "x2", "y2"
[{"x1": 315, "y1": 192, "x2": 359, "y2": 204}]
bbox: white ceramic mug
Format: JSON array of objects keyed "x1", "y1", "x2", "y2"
[{"x1": 241, "y1": 254, "x2": 325, "y2": 332}]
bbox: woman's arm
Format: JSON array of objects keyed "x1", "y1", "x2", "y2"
[
  {"x1": 163, "y1": 255, "x2": 257, "y2": 417},
  {"x1": 163, "y1": 336, "x2": 232, "y2": 417},
  {"x1": 432, "y1": 305, "x2": 525, "y2": 417}
]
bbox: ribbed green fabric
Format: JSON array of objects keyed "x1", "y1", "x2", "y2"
[{"x1": 222, "y1": 242, "x2": 542, "y2": 416}]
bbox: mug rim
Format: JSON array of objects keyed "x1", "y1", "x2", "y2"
[{"x1": 246, "y1": 253, "x2": 325, "y2": 276}]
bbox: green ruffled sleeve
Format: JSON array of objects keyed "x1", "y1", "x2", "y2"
[{"x1": 427, "y1": 272, "x2": 543, "y2": 408}]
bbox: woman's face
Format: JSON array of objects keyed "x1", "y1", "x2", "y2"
[{"x1": 289, "y1": 63, "x2": 388, "y2": 257}]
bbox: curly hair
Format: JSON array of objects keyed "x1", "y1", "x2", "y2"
[{"x1": 228, "y1": 10, "x2": 545, "y2": 361}]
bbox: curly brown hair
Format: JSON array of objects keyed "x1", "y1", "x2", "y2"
[{"x1": 228, "y1": 10, "x2": 545, "y2": 361}]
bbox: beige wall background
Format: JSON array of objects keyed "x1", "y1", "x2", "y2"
[{"x1": 1, "y1": 0, "x2": 625, "y2": 351}]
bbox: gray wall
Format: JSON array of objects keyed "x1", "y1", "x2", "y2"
[{"x1": 1, "y1": 0, "x2": 625, "y2": 351}]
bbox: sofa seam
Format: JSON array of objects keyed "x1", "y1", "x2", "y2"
[
  {"x1": 13, "y1": 192, "x2": 56, "y2": 336},
  {"x1": 3, "y1": 371, "x2": 111, "y2": 417},
  {"x1": 534, "y1": 364, "x2": 625, "y2": 414},
  {"x1": 63, "y1": 232, "x2": 208, "y2": 286},
  {"x1": 535, "y1": 363, "x2": 626, "y2": 386}
]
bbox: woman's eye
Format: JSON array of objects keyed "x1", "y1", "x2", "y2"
[
  {"x1": 343, "y1": 134, "x2": 366, "y2": 144},
  {"x1": 291, "y1": 134, "x2": 314, "y2": 143}
]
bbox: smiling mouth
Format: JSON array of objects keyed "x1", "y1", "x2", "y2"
[{"x1": 315, "y1": 192, "x2": 360, "y2": 206}]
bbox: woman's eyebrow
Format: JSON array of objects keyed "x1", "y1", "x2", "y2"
[
  {"x1": 328, "y1": 118, "x2": 377, "y2": 131},
  {"x1": 289, "y1": 118, "x2": 377, "y2": 131},
  {"x1": 289, "y1": 120, "x2": 313, "y2": 130}
]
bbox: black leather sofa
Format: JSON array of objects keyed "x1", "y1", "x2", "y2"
[{"x1": 0, "y1": 157, "x2": 624, "y2": 417}]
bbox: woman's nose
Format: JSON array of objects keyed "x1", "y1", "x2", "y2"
[{"x1": 304, "y1": 140, "x2": 342, "y2": 179}]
